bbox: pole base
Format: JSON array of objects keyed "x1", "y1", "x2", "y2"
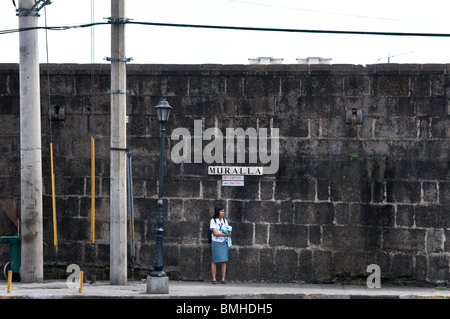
[
  {"x1": 150, "y1": 270, "x2": 166, "y2": 277},
  {"x1": 146, "y1": 275, "x2": 169, "y2": 294}
]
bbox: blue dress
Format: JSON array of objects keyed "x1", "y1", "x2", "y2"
[
  {"x1": 210, "y1": 218, "x2": 229, "y2": 262},
  {"x1": 211, "y1": 240, "x2": 228, "y2": 262}
]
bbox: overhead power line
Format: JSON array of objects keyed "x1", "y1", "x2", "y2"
[
  {"x1": 2, "y1": 20, "x2": 450, "y2": 37},
  {"x1": 133, "y1": 21, "x2": 450, "y2": 37}
]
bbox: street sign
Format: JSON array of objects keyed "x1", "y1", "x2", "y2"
[
  {"x1": 222, "y1": 175, "x2": 244, "y2": 181},
  {"x1": 208, "y1": 166, "x2": 263, "y2": 175},
  {"x1": 222, "y1": 175, "x2": 244, "y2": 186},
  {"x1": 222, "y1": 180, "x2": 244, "y2": 186}
]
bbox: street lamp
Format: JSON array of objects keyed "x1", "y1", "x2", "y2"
[{"x1": 150, "y1": 98, "x2": 172, "y2": 278}]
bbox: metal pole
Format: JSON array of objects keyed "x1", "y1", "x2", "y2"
[
  {"x1": 18, "y1": 0, "x2": 44, "y2": 283},
  {"x1": 146, "y1": 100, "x2": 170, "y2": 294},
  {"x1": 109, "y1": 0, "x2": 127, "y2": 285},
  {"x1": 151, "y1": 123, "x2": 166, "y2": 277}
]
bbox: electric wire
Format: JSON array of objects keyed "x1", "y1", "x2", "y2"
[
  {"x1": 128, "y1": 21, "x2": 450, "y2": 37},
  {"x1": 2, "y1": 20, "x2": 450, "y2": 37}
]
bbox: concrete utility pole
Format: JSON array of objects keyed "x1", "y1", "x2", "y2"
[
  {"x1": 17, "y1": 0, "x2": 46, "y2": 283},
  {"x1": 109, "y1": 0, "x2": 128, "y2": 285}
]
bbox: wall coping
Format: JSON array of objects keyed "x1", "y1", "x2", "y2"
[{"x1": 1, "y1": 63, "x2": 450, "y2": 75}]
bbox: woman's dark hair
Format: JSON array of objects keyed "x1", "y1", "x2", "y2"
[{"x1": 213, "y1": 205, "x2": 224, "y2": 219}]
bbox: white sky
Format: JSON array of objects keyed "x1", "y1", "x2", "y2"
[{"x1": 1, "y1": 0, "x2": 450, "y2": 65}]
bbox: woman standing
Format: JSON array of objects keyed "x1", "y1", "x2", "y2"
[{"x1": 210, "y1": 205, "x2": 231, "y2": 284}]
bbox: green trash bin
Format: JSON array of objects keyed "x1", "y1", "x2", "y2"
[{"x1": 1, "y1": 236, "x2": 21, "y2": 281}]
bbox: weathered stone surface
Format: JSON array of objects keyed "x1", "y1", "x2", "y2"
[{"x1": 0, "y1": 63, "x2": 449, "y2": 284}]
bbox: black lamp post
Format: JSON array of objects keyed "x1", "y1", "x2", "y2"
[{"x1": 151, "y1": 97, "x2": 172, "y2": 278}]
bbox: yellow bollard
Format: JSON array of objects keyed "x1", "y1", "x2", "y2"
[
  {"x1": 7, "y1": 270, "x2": 12, "y2": 293},
  {"x1": 50, "y1": 143, "x2": 58, "y2": 254},
  {"x1": 91, "y1": 136, "x2": 95, "y2": 244},
  {"x1": 79, "y1": 271, "x2": 84, "y2": 293}
]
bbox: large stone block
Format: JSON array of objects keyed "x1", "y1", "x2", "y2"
[
  {"x1": 188, "y1": 75, "x2": 226, "y2": 97},
  {"x1": 427, "y1": 255, "x2": 450, "y2": 283},
  {"x1": 182, "y1": 96, "x2": 223, "y2": 116},
  {"x1": 297, "y1": 250, "x2": 314, "y2": 282},
  {"x1": 322, "y1": 226, "x2": 381, "y2": 251},
  {"x1": 293, "y1": 202, "x2": 334, "y2": 225},
  {"x1": 373, "y1": 74, "x2": 410, "y2": 96},
  {"x1": 164, "y1": 221, "x2": 200, "y2": 244},
  {"x1": 183, "y1": 199, "x2": 216, "y2": 222},
  {"x1": 445, "y1": 230, "x2": 450, "y2": 252},
  {"x1": 375, "y1": 118, "x2": 418, "y2": 138},
  {"x1": 273, "y1": 116, "x2": 309, "y2": 138},
  {"x1": 259, "y1": 248, "x2": 275, "y2": 281},
  {"x1": 163, "y1": 178, "x2": 200, "y2": 198},
  {"x1": 386, "y1": 181, "x2": 421, "y2": 204},
  {"x1": 273, "y1": 249, "x2": 298, "y2": 282},
  {"x1": 382, "y1": 228, "x2": 425, "y2": 252},
  {"x1": 414, "y1": 97, "x2": 447, "y2": 117},
  {"x1": 396, "y1": 205, "x2": 415, "y2": 227},
  {"x1": 243, "y1": 201, "x2": 280, "y2": 223},
  {"x1": 255, "y1": 223, "x2": 269, "y2": 245},
  {"x1": 275, "y1": 179, "x2": 315, "y2": 201},
  {"x1": 231, "y1": 222, "x2": 253, "y2": 246},
  {"x1": 391, "y1": 254, "x2": 414, "y2": 278},
  {"x1": 343, "y1": 75, "x2": 371, "y2": 96},
  {"x1": 415, "y1": 206, "x2": 449, "y2": 228},
  {"x1": 269, "y1": 224, "x2": 308, "y2": 248},
  {"x1": 178, "y1": 247, "x2": 202, "y2": 280},
  {"x1": 244, "y1": 75, "x2": 281, "y2": 97},
  {"x1": 235, "y1": 247, "x2": 260, "y2": 281},
  {"x1": 221, "y1": 180, "x2": 259, "y2": 200}
]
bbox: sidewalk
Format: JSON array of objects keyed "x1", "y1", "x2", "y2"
[{"x1": 1, "y1": 279, "x2": 449, "y2": 299}]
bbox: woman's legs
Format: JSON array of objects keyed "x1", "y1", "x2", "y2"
[
  {"x1": 211, "y1": 262, "x2": 217, "y2": 282},
  {"x1": 221, "y1": 262, "x2": 226, "y2": 282},
  {"x1": 211, "y1": 262, "x2": 227, "y2": 282}
]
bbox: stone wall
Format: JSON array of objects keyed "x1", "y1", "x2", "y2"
[{"x1": 0, "y1": 63, "x2": 449, "y2": 284}]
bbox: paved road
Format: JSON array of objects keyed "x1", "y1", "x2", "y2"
[{"x1": 1, "y1": 279, "x2": 449, "y2": 299}]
